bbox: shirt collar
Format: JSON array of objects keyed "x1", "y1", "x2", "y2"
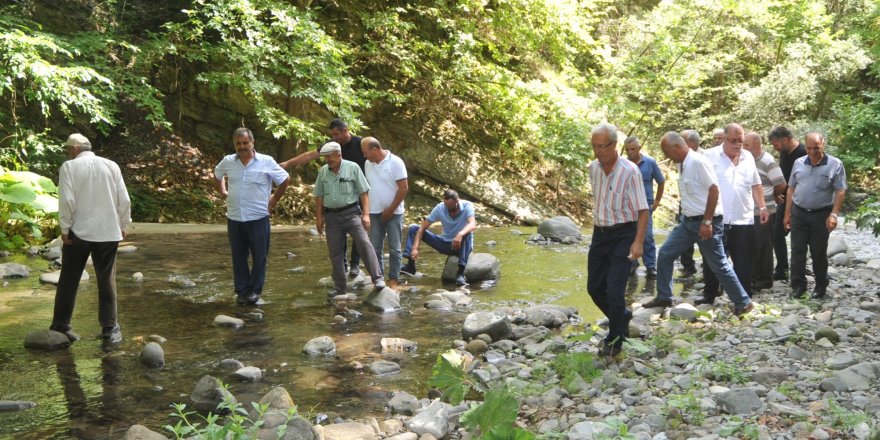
[
  {"x1": 804, "y1": 154, "x2": 828, "y2": 167},
  {"x1": 75, "y1": 151, "x2": 95, "y2": 159}
]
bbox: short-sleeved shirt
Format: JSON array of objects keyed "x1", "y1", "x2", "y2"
[
  {"x1": 317, "y1": 136, "x2": 365, "y2": 171},
  {"x1": 632, "y1": 154, "x2": 665, "y2": 204},
  {"x1": 706, "y1": 148, "x2": 761, "y2": 225},
  {"x1": 779, "y1": 142, "x2": 806, "y2": 183},
  {"x1": 215, "y1": 152, "x2": 289, "y2": 222},
  {"x1": 365, "y1": 151, "x2": 408, "y2": 214},
  {"x1": 679, "y1": 150, "x2": 723, "y2": 218},
  {"x1": 789, "y1": 154, "x2": 847, "y2": 210},
  {"x1": 753, "y1": 151, "x2": 785, "y2": 215},
  {"x1": 426, "y1": 200, "x2": 475, "y2": 242},
  {"x1": 589, "y1": 158, "x2": 649, "y2": 226},
  {"x1": 313, "y1": 159, "x2": 370, "y2": 209}
]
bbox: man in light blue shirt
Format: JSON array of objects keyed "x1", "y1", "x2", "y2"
[
  {"x1": 215, "y1": 127, "x2": 290, "y2": 305},
  {"x1": 624, "y1": 136, "x2": 665, "y2": 279},
  {"x1": 401, "y1": 189, "x2": 476, "y2": 285}
]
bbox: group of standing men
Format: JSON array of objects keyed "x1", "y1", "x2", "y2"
[{"x1": 586, "y1": 123, "x2": 847, "y2": 356}]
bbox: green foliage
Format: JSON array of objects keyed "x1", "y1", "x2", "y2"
[
  {"x1": 701, "y1": 358, "x2": 748, "y2": 384},
  {"x1": 551, "y1": 352, "x2": 601, "y2": 393},
  {"x1": 665, "y1": 388, "x2": 705, "y2": 426},
  {"x1": 851, "y1": 196, "x2": 880, "y2": 237},
  {"x1": 461, "y1": 386, "x2": 521, "y2": 437},
  {"x1": 825, "y1": 399, "x2": 870, "y2": 429},
  {"x1": 427, "y1": 349, "x2": 481, "y2": 405},
  {"x1": 596, "y1": 417, "x2": 637, "y2": 440},
  {"x1": 0, "y1": 167, "x2": 58, "y2": 249},
  {"x1": 719, "y1": 416, "x2": 760, "y2": 439},
  {"x1": 165, "y1": 385, "x2": 298, "y2": 439}
]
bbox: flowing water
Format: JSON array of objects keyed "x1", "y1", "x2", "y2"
[{"x1": 0, "y1": 223, "x2": 675, "y2": 439}]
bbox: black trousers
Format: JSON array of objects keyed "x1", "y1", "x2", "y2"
[
  {"x1": 587, "y1": 223, "x2": 636, "y2": 349},
  {"x1": 704, "y1": 224, "x2": 755, "y2": 299},
  {"x1": 790, "y1": 206, "x2": 831, "y2": 290},
  {"x1": 52, "y1": 231, "x2": 119, "y2": 330},
  {"x1": 772, "y1": 204, "x2": 789, "y2": 273},
  {"x1": 752, "y1": 213, "x2": 775, "y2": 288}
]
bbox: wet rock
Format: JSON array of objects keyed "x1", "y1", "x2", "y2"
[
  {"x1": 364, "y1": 287, "x2": 400, "y2": 312},
  {"x1": 213, "y1": 315, "x2": 244, "y2": 329},
  {"x1": 42, "y1": 246, "x2": 62, "y2": 261},
  {"x1": 388, "y1": 391, "x2": 420, "y2": 416},
  {"x1": 424, "y1": 299, "x2": 453, "y2": 310},
  {"x1": 40, "y1": 270, "x2": 89, "y2": 285},
  {"x1": 303, "y1": 336, "x2": 336, "y2": 356},
  {"x1": 167, "y1": 275, "x2": 196, "y2": 288},
  {"x1": 191, "y1": 375, "x2": 235, "y2": 412},
  {"x1": 259, "y1": 386, "x2": 296, "y2": 411},
  {"x1": 219, "y1": 359, "x2": 244, "y2": 370},
  {"x1": 669, "y1": 303, "x2": 698, "y2": 322},
  {"x1": 537, "y1": 216, "x2": 582, "y2": 243},
  {"x1": 231, "y1": 366, "x2": 261, "y2": 382},
  {"x1": 381, "y1": 338, "x2": 417, "y2": 353},
  {"x1": 139, "y1": 342, "x2": 165, "y2": 368},
  {"x1": 465, "y1": 339, "x2": 489, "y2": 356},
  {"x1": 369, "y1": 360, "x2": 401, "y2": 375},
  {"x1": 122, "y1": 424, "x2": 169, "y2": 440},
  {"x1": 442, "y1": 253, "x2": 501, "y2": 282},
  {"x1": 0, "y1": 400, "x2": 37, "y2": 412},
  {"x1": 132, "y1": 272, "x2": 144, "y2": 282},
  {"x1": 0, "y1": 262, "x2": 30, "y2": 278},
  {"x1": 118, "y1": 245, "x2": 138, "y2": 253},
  {"x1": 716, "y1": 389, "x2": 763, "y2": 414},
  {"x1": 24, "y1": 329, "x2": 70, "y2": 350},
  {"x1": 462, "y1": 311, "x2": 513, "y2": 341},
  {"x1": 826, "y1": 352, "x2": 858, "y2": 370},
  {"x1": 523, "y1": 305, "x2": 577, "y2": 328},
  {"x1": 147, "y1": 335, "x2": 166, "y2": 344},
  {"x1": 405, "y1": 399, "x2": 449, "y2": 439},
  {"x1": 321, "y1": 421, "x2": 377, "y2": 440}
]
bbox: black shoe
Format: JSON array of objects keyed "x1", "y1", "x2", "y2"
[
  {"x1": 642, "y1": 298, "x2": 673, "y2": 309},
  {"x1": 454, "y1": 267, "x2": 468, "y2": 286},
  {"x1": 693, "y1": 296, "x2": 715, "y2": 306},
  {"x1": 49, "y1": 325, "x2": 81, "y2": 342},
  {"x1": 347, "y1": 266, "x2": 360, "y2": 278},
  {"x1": 245, "y1": 292, "x2": 260, "y2": 305},
  {"x1": 400, "y1": 260, "x2": 417, "y2": 276},
  {"x1": 679, "y1": 267, "x2": 697, "y2": 278},
  {"x1": 102, "y1": 326, "x2": 123, "y2": 344},
  {"x1": 733, "y1": 302, "x2": 754, "y2": 318},
  {"x1": 646, "y1": 268, "x2": 657, "y2": 279},
  {"x1": 599, "y1": 344, "x2": 622, "y2": 357},
  {"x1": 790, "y1": 286, "x2": 807, "y2": 299},
  {"x1": 811, "y1": 285, "x2": 827, "y2": 299},
  {"x1": 773, "y1": 269, "x2": 788, "y2": 281}
]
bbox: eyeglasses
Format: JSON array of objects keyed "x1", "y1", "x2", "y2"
[{"x1": 592, "y1": 140, "x2": 616, "y2": 149}]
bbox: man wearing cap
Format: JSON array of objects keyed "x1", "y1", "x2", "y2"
[
  {"x1": 361, "y1": 137, "x2": 408, "y2": 290},
  {"x1": 51, "y1": 133, "x2": 131, "y2": 345},
  {"x1": 784, "y1": 132, "x2": 847, "y2": 299},
  {"x1": 281, "y1": 118, "x2": 366, "y2": 277},
  {"x1": 314, "y1": 141, "x2": 386, "y2": 295},
  {"x1": 215, "y1": 128, "x2": 290, "y2": 305}
]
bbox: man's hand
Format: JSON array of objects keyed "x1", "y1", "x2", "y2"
[
  {"x1": 452, "y1": 234, "x2": 464, "y2": 250},
  {"x1": 62, "y1": 233, "x2": 73, "y2": 246},
  {"x1": 775, "y1": 193, "x2": 785, "y2": 205},
  {"x1": 121, "y1": 231, "x2": 127, "y2": 240},
  {"x1": 650, "y1": 201, "x2": 660, "y2": 211},
  {"x1": 316, "y1": 219, "x2": 324, "y2": 236},
  {"x1": 269, "y1": 197, "x2": 279, "y2": 212},
  {"x1": 362, "y1": 213, "x2": 371, "y2": 231},
  {"x1": 699, "y1": 223, "x2": 712, "y2": 240},
  {"x1": 826, "y1": 215, "x2": 838, "y2": 232},
  {"x1": 629, "y1": 241, "x2": 643, "y2": 261},
  {"x1": 381, "y1": 207, "x2": 394, "y2": 223},
  {"x1": 410, "y1": 248, "x2": 419, "y2": 261},
  {"x1": 783, "y1": 214, "x2": 791, "y2": 231},
  {"x1": 759, "y1": 210, "x2": 769, "y2": 224}
]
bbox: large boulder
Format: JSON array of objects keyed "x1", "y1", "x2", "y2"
[
  {"x1": 303, "y1": 336, "x2": 337, "y2": 356},
  {"x1": 833, "y1": 362, "x2": 880, "y2": 391},
  {"x1": 826, "y1": 234, "x2": 848, "y2": 257},
  {"x1": 0, "y1": 262, "x2": 30, "y2": 278},
  {"x1": 462, "y1": 311, "x2": 513, "y2": 341},
  {"x1": 190, "y1": 375, "x2": 235, "y2": 413},
  {"x1": 442, "y1": 253, "x2": 501, "y2": 282},
  {"x1": 139, "y1": 342, "x2": 165, "y2": 368},
  {"x1": 537, "y1": 216, "x2": 583, "y2": 243},
  {"x1": 364, "y1": 287, "x2": 400, "y2": 312},
  {"x1": 24, "y1": 329, "x2": 70, "y2": 351},
  {"x1": 523, "y1": 305, "x2": 578, "y2": 328}
]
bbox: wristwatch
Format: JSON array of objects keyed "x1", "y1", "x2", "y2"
[{"x1": 702, "y1": 219, "x2": 712, "y2": 226}]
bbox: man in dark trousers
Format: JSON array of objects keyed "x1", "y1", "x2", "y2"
[
  {"x1": 281, "y1": 118, "x2": 366, "y2": 277},
  {"x1": 51, "y1": 134, "x2": 131, "y2": 345},
  {"x1": 768, "y1": 126, "x2": 806, "y2": 281}
]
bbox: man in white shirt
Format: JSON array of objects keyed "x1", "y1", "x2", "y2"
[
  {"x1": 676, "y1": 130, "x2": 703, "y2": 277},
  {"x1": 696, "y1": 124, "x2": 768, "y2": 305},
  {"x1": 51, "y1": 133, "x2": 131, "y2": 345},
  {"x1": 361, "y1": 137, "x2": 408, "y2": 290},
  {"x1": 215, "y1": 128, "x2": 290, "y2": 305}
]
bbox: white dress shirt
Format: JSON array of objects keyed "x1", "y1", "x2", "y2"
[
  {"x1": 58, "y1": 151, "x2": 131, "y2": 242},
  {"x1": 679, "y1": 150, "x2": 723, "y2": 218},
  {"x1": 706, "y1": 148, "x2": 760, "y2": 225}
]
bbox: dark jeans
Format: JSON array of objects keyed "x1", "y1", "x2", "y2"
[
  {"x1": 790, "y1": 206, "x2": 831, "y2": 290},
  {"x1": 632, "y1": 208, "x2": 657, "y2": 269},
  {"x1": 588, "y1": 222, "x2": 636, "y2": 349},
  {"x1": 704, "y1": 224, "x2": 755, "y2": 299},
  {"x1": 752, "y1": 213, "x2": 775, "y2": 288},
  {"x1": 773, "y1": 205, "x2": 789, "y2": 273},
  {"x1": 325, "y1": 206, "x2": 383, "y2": 293},
  {"x1": 227, "y1": 216, "x2": 270, "y2": 299},
  {"x1": 52, "y1": 231, "x2": 119, "y2": 330},
  {"x1": 403, "y1": 225, "x2": 473, "y2": 268}
]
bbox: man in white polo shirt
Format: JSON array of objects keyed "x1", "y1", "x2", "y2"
[
  {"x1": 696, "y1": 123, "x2": 768, "y2": 305},
  {"x1": 362, "y1": 137, "x2": 408, "y2": 290}
]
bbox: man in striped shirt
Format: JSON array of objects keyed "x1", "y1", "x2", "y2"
[
  {"x1": 743, "y1": 132, "x2": 786, "y2": 290},
  {"x1": 587, "y1": 123, "x2": 649, "y2": 356}
]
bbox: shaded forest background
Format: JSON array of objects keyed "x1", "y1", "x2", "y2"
[{"x1": 2, "y1": 0, "x2": 880, "y2": 248}]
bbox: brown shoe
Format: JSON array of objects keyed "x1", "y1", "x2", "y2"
[
  {"x1": 733, "y1": 302, "x2": 755, "y2": 318},
  {"x1": 641, "y1": 298, "x2": 673, "y2": 309}
]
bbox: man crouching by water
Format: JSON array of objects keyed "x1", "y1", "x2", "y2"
[{"x1": 587, "y1": 123, "x2": 648, "y2": 357}]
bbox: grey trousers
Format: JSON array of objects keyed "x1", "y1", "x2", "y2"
[
  {"x1": 325, "y1": 205, "x2": 383, "y2": 293},
  {"x1": 52, "y1": 231, "x2": 119, "y2": 330}
]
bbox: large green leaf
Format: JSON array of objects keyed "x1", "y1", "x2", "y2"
[
  {"x1": 427, "y1": 350, "x2": 470, "y2": 405},
  {"x1": 0, "y1": 182, "x2": 37, "y2": 204},
  {"x1": 29, "y1": 193, "x2": 59, "y2": 213},
  {"x1": 484, "y1": 426, "x2": 535, "y2": 440},
  {"x1": 460, "y1": 386, "x2": 520, "y2": 435}
]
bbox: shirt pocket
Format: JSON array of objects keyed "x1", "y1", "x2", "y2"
[
  {"x1": 243, "y1": 169, "x2": 270, "y2": 185},
  {"x1": 818, "y1": 173, "x2": 833, "y2": 190}
]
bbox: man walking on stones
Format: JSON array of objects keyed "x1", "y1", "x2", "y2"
[
  {"x1": 744, "y1": 132, "x2": 786, "y2": 290},
  {"x1": 644, "y1": 132, "x2": 754, "y2": 317},
  {"x1": 587, "y1": 123, "x2": 648, "y2": 356},
  {"x1": 215, "y1": 127, "x2": 290, "y2": 305},
  {"x1": 677, "y1": 130, "x2": 704, "y2": 278},
  {"x1": 51, "y1": 133, "x2": 131, "y2": 345},
  {"x1": 768, "y1": 126, "x2": 807, "y2": 281},
  {"x1": 784, "y1": 133, "x2": 846, "y2": 299},
  {"x1": 362, "y1": 137, "x2": 408, "y2": 290},
  {"x1": 624, "y1": 136, "x2": 665, "y2": 279},
  {"x1": 314, "y1": 142, "x2": 386, "y2": 296}
]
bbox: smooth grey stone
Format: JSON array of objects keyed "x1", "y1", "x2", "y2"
[
  {"x1": 388, "y1": 391, "x2": 420, "y2": 416},
  {"x1": 303, "y1": 336, "x2": 336, "y2": 356},
  {"x1": 815, "y1": 327, "x2": 841, "y2": 343},
  {"x1": 424, "y1": 299, "x2": 453, "y2": 310},
  {"x1": 0, "y1": 400, "x2": 37, "y2": 412},
  {"x1": 42, "y1": 246, "x2": 62, "y2": 261},
  {"x1": 219, "y1": 358, "x2": 244, "y2": 370},
  {"x1": 363, "y1": 287, "x2": 400, "y2": 312},
  {"x1": 819, "y1": 377, "x2": 848, "y2": 392},
  {"x1": 462, "y1": 311, "x2": 513, "y2": 341},
  {"x1": 321, "y1": 421, "x2": 377, "y2": 440},
  {"x1": 118, "y1": 245, "x2": 138, "y2": 253},
  {"x1": 834, "y1": 362, "x2": 880, "y2": 391},
  {"x1": 465, "y1": 339, "x2": 489, "y2": 356},
  {"x1": 566, "y1": 421, "x2": 616, "y2": 440},
  {"x1": 715, "y1": 388, "x2": 763, "y2": 414},
  {"x1": 826, "y1": 352, "x2": 858, "y2": 370},
  {"x1": 380, "y1": 337, "x2": 417, "y2": 353},
  {"x1": 442, "y1": 253, "x2": 501, "y2": 282},
  {"x1": 369, "y1": 360, "x2": 401, "y2": 375},
  {"x1": 231, "y1": 366, "x2": 261, "y2": 382},
  {"x1": 213, "y1": 315, "x2": 244, "y2": 329},
  {"x1": 122, "y1": 424, "x2": 169, "y2": 440},
  {"x1": 490, "y1": 340, "x2": 518, "y2": 353},
  {"x1": 147, "y1": 335, "x2": 166, "y2": 344},
  {"x1": 787, "y1": 345, "x2": 809, "y2": 360},
  {"x1": 258, "y1": 386, "x2": 296, "y2": 411},
  {"x1": 191, "y1": 375, "x2": 235, "y2": 412},
  {"x1": 24, "y1": 329, "x2": 70, "y2": 350},
  {"x1": 405, "y1": 399, "x2": 450, "y2": 438},
  {"x1": 537, "y1": 216, "x2": 582, "y2": 243},
  {"x1": 669, "y1": 303, "x2": 698, "y2": 322},
  {"x1": 523, "y1": 305, "x2": 578, "y2": 328},
  {"x1": 139, "y1": 342, "x2": 165, "y2": 368},
  {"x1": 827, "y1": 235, "x2": 848, "y2": 257},
  {"x1": 40, "y1": 269, "x2": 88, "y2": 285},
  {"x1": 751, "y1": 368, "x2": 789, "y2": 385}
]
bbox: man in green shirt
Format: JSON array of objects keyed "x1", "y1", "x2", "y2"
[{"x1": 314, "y1": 142, "x2": 385, "y2": 295}]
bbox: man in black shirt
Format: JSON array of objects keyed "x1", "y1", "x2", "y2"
[
  {"x1": 768, "y1": 126, "x2": 807, "y2": 281},
  {"x1": 281, "y1": 118, "x2": 366, "y2": 276}
]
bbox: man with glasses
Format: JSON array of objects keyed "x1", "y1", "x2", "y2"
[
  {"x1": 401, "y1": 189, "x2": 476, "y2": 286},
  {"x1": 587, "y1": 123, "x2": 648, "y2": 356},
  {"x1": 314, "y1": 141, "x2": 386, "y2": 296}
]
